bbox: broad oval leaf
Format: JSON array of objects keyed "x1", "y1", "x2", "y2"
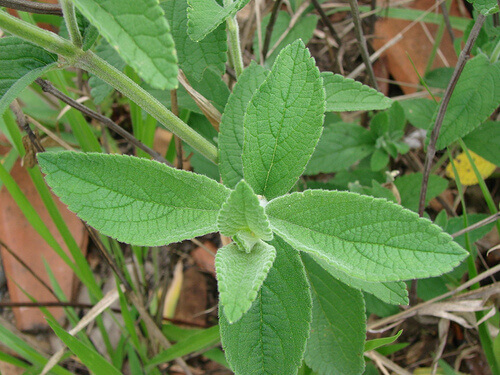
[
  {"x1": 302, "y1": 254, "x2": 366, "y2": 375},
  {"x1": 219, "y1": 62, "x2": 269, "y2": 188},
  {"x1": 72, "y1": 0, "x2": 178, "y2": 89},
  {"x1": 216, "y1": 242, "x2": 276, "y2": 323},
  {"x1": 38, "y1": 151, "x2": 230, "y2": 246},
  {"x1": 242, "y1": 40, "x2": 325, "y2": 199},
  {"x1": 266, "y1": 190, "x2": 468, "y2": 282},
  {"x1": 311, "y1": 255, "x2": 408, "y2": 305},
  {"x1": 434, "y1": 54, "x2": 500, "y2": 150},
  {"x1": 322, "y1": 72, "x2": 392, "y2": 112},
  {"x1": 187, "y1": 0, "x2": 250, "y2": 42},
  {"x1": 162, "y1": 0, "x2": 227, "y2": 81},
  {"x1": 220, "y1": 236, "x2": 312, "y2": 375},
  {"x1": 0, "y1": 37, "x2": 57, "y2": 116}
]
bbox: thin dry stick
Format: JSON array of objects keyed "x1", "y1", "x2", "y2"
[
  {"x1": 417, "y1": 14, "x2": 486, "y2": 217},
  {"x1": 0, "y1": 0, "x2": 63, "y2": 15},
  {"x1": 35, "y1": 79, "x2": 172, "y2": 166},
  {"x1": 452, "y1": 212, "x2": 500, "y2": 238},
  {"x1": 0, "y1": 239, "x2": 59, "y2": 300},
  {"x1": 439, "y1": 0, "x2": 455, "y2": 43},
  {"x1": 310, "y1": 0, "x2": 342, "y2": 46},
  {"x1": 365, "y1": 351, "x2": 413, "y2": 375},
  {"x1": 0, "y1": 301, "x2": 121, "y2": 312},
  {"x1": 346, "y1": 0, "x2": 379, "y2": 90},
  {"x1": 10, "y1": 100, "x2": 44, "y2": 153},
  {"x1": 26, "y1": 115, "x2": 75, "y2": 151},
  {"x1": 170, "y1": 90, "x2": 183, "y2": 169},
  {"x1": 368, "y1": 262, "x2": 500, "y2": 331},
  {"x1": 261, "y1": 0, "x2": 282, "y2": 62}
]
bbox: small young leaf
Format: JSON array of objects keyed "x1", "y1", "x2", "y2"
[
  {"x1": 0, "y1": 37, "x2": 57, "y2": 116},
  {"x1": 217, "y1": 180, "x2": 273, "y2": 252},
  {"x1": 370, "y1": 148, "x2": 389, "y2": 171},
  {"x1": 304, "y1": 122, "x2": 375, "y2": 175},
  {"x1": 220, "y1": 236, "x2": 312, "y2": 375},
  {"x1": 302, "y1": 254, "x2": 366, "y2": 375},
  {"x1": 187, "y1": 0, "x2": 250, "y2": 42},
  {"x1": 463, "y1": 121, "x2": 500, "y2": 166},
  {"x1": 162, "y1": 0, "x2": 227, "y2": 81},
  {"x1": 266, "y1": 190, "x2": 468, "y2": 282},
  {"x1": 242, "y1": 40, "x2": 325, "y2": 199},
  {"x1": 254, "y1": 11, "x2": 318, "y2": 67},
  {"x1": 364, "y1": 330, "x2": 403, "y2": 352},
  {"x1": 322, "y1": 72, "x2": 392, "y2": 112},
  {"x1": 88, "y1": 39, "x2": 126, "y2": 104},
  {"x1": 466, "y1": 0, "x2": 499, "y2": 15},
  {"x1": 72, "y1": 0, "x2": 178, "y2": 89},
  {"x1": 311, "y1": 255, "x2": 408, "y2": 305},
  {"x1": 49, "y1": 321, "x2": 122, "y2": 375},
  {"x1": 219, "y1": 62, "x2": 269, "y2": 188},
  {"x1": 394, "y1": 172, "x2": 449, "y2": 212},
  {"x1": 38, "y1": 152, "x2": 230, "y2": 246},
  {"x1": 216, "y1": 242, "x2": 276, "y2": 323},
  {"x1": 434, "y1": 54, "x2": 500, "y2": 149}
]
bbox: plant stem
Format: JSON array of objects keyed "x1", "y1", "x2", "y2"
[
  {"x1": 60, "y1": 0, "x2": 82, "y2": 48},
  {"x1": 0, "y1": 9, "x2": 80, "y2": 59},
  {"x1": 262, "y1": 0, "x2": 282, "y2": 62},
  {"x1": 347, "y1": 0, "x2": 379, "y2": 90},
  {"x1": 226, "y1": 16, "x2": 244, "y2": 77},
  {"x1": 77, "y1": 51, "x2": 218, "y2": 163},
  {"x1": 418, "y1": 14, "x2": 486, "y2": 217},
  {"x1": 0, "y1": 0, "x2": 62, "y2": 16}
]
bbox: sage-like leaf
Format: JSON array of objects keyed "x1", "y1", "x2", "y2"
[
  {"x1": 242, "y1": 40, "x2": 325, "y2": 199},
  {"x1": 38, "y1": 152, "x2": 230, "y2": 246},
  {"x1": 71, "y1": 0, "x2": 178, "y2": 89},
  {"x1": 216, "y1": 242, "x2": 276, "y2": 323},
  {"x1": 0, "y1": 37, "x2": 57, "y2": 116},
  {"x1": 217, "y1": 180, "x2": 273, "y2": 253},
  {"x1": 219, "y1": 62, "x2": 269, "y2": 188},
  {"x1": 266, "y1": 190, "x2": 468, "y2": 282},
  {"x1": 322, "y1": 72, "x2": 393, "y2": 112},
  {"x1": 220, "y1": 236, "x2": 312, "y2": 375},
  {"x1": 302, "y1": 254, "x2": 366, "y2": 375}
]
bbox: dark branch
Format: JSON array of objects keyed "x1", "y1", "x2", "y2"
[
  {"x1": 261, "y1": 0, "x2": 282, "y2": 62},
  {"x1": 0, "y1": 0, "x2": 63, "y2": 16}
]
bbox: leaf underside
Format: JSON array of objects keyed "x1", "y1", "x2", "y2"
[
  {"x1": 38, "y1": 152, "x2": 229, "y2": 246},
  {"x1": 266, "y1": 190, "x2": 467, "y2": 282}
]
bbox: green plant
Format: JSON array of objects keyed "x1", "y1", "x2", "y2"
[{"x1": 0, "y1": 0, "x2": 499, "y2": 374}]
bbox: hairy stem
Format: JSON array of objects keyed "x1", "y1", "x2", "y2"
[
  {"x1": 0, "y1": 0, "x2": 62, "y2": 15},
  {"x1": 226, "y1": 16, "x2": 244, "y2": 77},
  {"x1": 60, "y1": 0, "x2": 82, "y2": 48}
]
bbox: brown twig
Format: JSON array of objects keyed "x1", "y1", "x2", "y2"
[
  {"x1": 310, "y1": 0, "x2": 341, "y2": 46},
  {"x1": 10, "y1": 100, "x2": 44, "y2": 153},
  {"x1": 346, "y1": 0, "x2": 379, "y2": 90},
  {"x1": 439, "y1": 1, "x2": 455, "y2": 43},
  {"x1": 34, "y1": 79, "x2": 172, "y2": 166},
  {"x1": 417, "y1": 14, "x2": 486, "y2": 217},
  {"x1": 261, "y1": 0, "x2": 282, "y2": 63},
  {"x1": 0, "y1": 0, "x2": 63, "y2": 16},
  {"x1": 452, "y1": 212, "x2": 500, "y2": 238}
]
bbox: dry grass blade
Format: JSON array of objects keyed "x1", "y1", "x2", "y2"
[
  {"x1": 41, "y1": 287, "x2": 124, "y2": 375},
  {"x1": 365, "y1": 350, "x2": 413, "y2": 375}
]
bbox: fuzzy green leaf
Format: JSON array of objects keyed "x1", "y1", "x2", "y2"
[
  {"x1": 49, "y1": 321, "x2": 122, "y2": 375},
  {"x1": 220, "y1": 236, "x2": 312, "y2": 375},
  {"x1": 216, "y1": 242, "x2": 276, "y2": 323},
  {"x1": 219, "y1": 62, "x2": 269, "y2": 188},
  {"x1": 266, "y1": 190, "x2": 468, "y2": 282},
  {"x1": 322, "y1": 72, "x2": 393, "y2": 112},
  {"x1": 0, "y1": 37, "x2": 57, "y2": 116},
  {"x1": 217, "y1": 180, "x2": 273, "y2": 252},
  {"x1": 254, "y1": 11, "x2": 318, "y2": 67},
  {"x1": 311, "y1": 255, "x2": 408, "y2": 305},
  {"x1": 88, "y1": 39, "x2": 126, "y2": 104},
  {"x1": 467, "y1": 0, "x2": 499, "y2": 14},
  {"x1": 302, "y1": 254, "x2": 366, "y2": 375},
  {"x1": 400, "y1": 98, "x2": 437, "y2": 129},
  {"x1": 434, "y1": 54, "x2": 500, "y2": 149},
  {"x1": 162, "y1": 0, "x2": 226, "y2": 81},
  {"x1": 242, "y1": 40, "x2": 325, "y2": 199},
  {"x1": 305, "y1": 122, "x2": 375, "y2": 175},
  {"x1": 394, "y1": 172, "x2": 449, "y2": 212},
  {"x1": 72, "y1": 0, "x2": 178, "y2": 89},
  {"x1": 463, "y1": 121, "x2": 500, "y2": 166},
  {"x1": 38, "y1": 151, "x2": 230, "y2": 246},
  {"x1": 187, "y1": 0, "x2": 250, "y2": 42}
]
